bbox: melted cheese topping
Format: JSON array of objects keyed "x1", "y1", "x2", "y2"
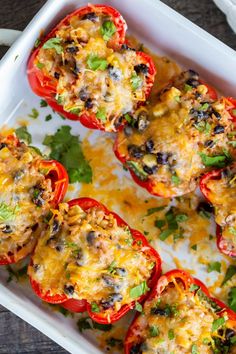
[
  {"x1": 36, "y1": 12, "x2": 150, "y2": 131},
  {"x1": 116, "y1": 71, "x2": 235, "y2": 197},
  {"x1": 29, "y1": 203, "x2": 155, "y2": 317},
  {"x1": 205, "y1": 165, "x2": 236, "y2": 254},
  {"x1": 0, "y1": 135, "x2": 54, "y2": 262},
  {"x1": 128, "y1": 281, "x2": 236, "y2": 354}
]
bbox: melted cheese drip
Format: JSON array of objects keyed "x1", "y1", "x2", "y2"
[
  {"x1": 37, "y1": 13, "x2": 149, "y2": 131},
  {"x1": 0, "y1": 135, "x2": 54, "y2": 262},
  {"x1": 128, "y1": 282, "x2": 236, "y2": 354},
  {"x1": 29, "y1": 203, "x2": 154, "y2": 317}
]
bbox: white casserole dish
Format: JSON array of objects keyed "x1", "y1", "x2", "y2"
[{"x1": 0, "y1": 1, "x2": 236, "y2": 353}]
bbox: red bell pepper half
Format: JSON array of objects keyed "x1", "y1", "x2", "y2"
[
  {"x1": 125, "y1": 269, "x2": 236, "y2": 354},
  {"x1": 200, "y1": 163, "x2": 236, "y2": 258},
  {"x1": 29, "y1": 197, "x2": 162, "y2": 324},
  {"x1": 27, "y1": 4, "x2": 156, "y2": 131},
  {"x1": 0, "y1": 135, "x2": 68, "y2": 265}
]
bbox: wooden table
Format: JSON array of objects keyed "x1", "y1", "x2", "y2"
[{"x1": 0, "y1": 1, "x2": 235, "y2": 353}]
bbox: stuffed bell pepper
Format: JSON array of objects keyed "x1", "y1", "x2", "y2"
[
  {"x1": 200, "y1": 163, "x2": 236, "y2": 258},
  {"x1": 114, "y1": 70, "x2": 236, "y2": 198},
  {"x1": 125, "y1": 269, "x2": 236, "y2": 354},
  {"x1": 28, "y1": 197, "x2": 161, "y2": 324},
  {"x1": 27, "y1": 4, "x2": 156, "y2": 132},
  {"x1": 0, "y1": 134, "x2": 68, "y2": 265}
]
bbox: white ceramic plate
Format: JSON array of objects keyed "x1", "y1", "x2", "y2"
[{"x1": 0, "y1": 1, "x2": 236, "y2": 353}]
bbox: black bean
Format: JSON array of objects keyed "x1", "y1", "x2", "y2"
[
  {"x1": 54, "y1": 72, "x2": 60, "y2": 79},
  {"x1": 2, "y1": 225, "x2": 12, "y2": 234},
  {"x1": 145, "y1": 139, "x2": 154, "y2": 153},
  {"x1": 212, "y1": 110, "x2": 221, "y2": 120},
  {"x1": 134, "y1": 64, "x2": 149, "y2": 75},
  {"x1": 33, "y1": 264, "x2": 40, "y2": 272},
  {"x1": 214, "y1": 125, "x2": 225, "y2": 134},
  {"x1": 81, "y1": 12, "x2": 98, "y2": 22},
  {"x1": 32, "y1": 186, "x2": 45, "y2": 207},
  {"x1": 66, "y1": 46, "x2": 78, "y2": 54},
  {"x1": 115, "y1": 267, "x2": 126, "y2": 276},
  {"x1": 108, "y1": 65, "x2": 122, "y2": 81},
  {"x1": 51, "y1": 219, "x2": 60, "y2": 236},
  {"x1": 102, "y1": 275, "x2": 115, "y2": 287},
  {"x1": 204, "y1": 140, "x2": 215, "y2": 148},
  {"x1": 87, "y1": 231, "x2": 96, "y2": 245},
  {"x1": 225, "y1": 328, "x2": 236, "y2": 340},
  {"x1": 121, "y1": 44, "x2": 136, "y2": 51},
  {"x1": 130, "y1": 343, "x2": 143, "y2": 354},
  {"x1": 124, "y1": 126, "x2": 133, "y2": 137},
  {"x1": 128, "y1": 145, "x2": 144, "y2": 159},
  {"x1": 221, "y1": 169, "x2": 230, "y2": 179},
  {"x1": 143, "y1": 165, "x2": 157, "y2": 175},
  {"x1": 85, "y1": 98, "x2": 93, "y2": 109},
  {"x1": 186, "y1": 78, "x2": 199, "y2": 88},
  {"x1": 55, "y1": 244, "x2": 64, "y2": 252},
  {"x1": 31, "y1": 223, "x2": 38, "y2": 232},
  {"x1": 197, "y1": 201, "x2": 213, "y2": 214},
  {"x1": 79, "y1": 88, "x2": 89, "y2": 101},
  {"x1": 0, "y1": 143, "x2": 7, "y2": 150},
  {"x1": 46, "y1": 236, "x2": 57, "y2": 247},
  {"x1": 188, "y1": 69, "x2": 199, "y2": 79},
  {"x1": 100, "y1": 293, "x2": 123, "y2": 309},
  {"x1": 72, "y1": 63, "x2": 80, "y2": 75},
  {"x1": 64, "y1": 285, "x2": 74, "y2": 296},
  {"x1": 157, "y1": 152, "x2": 169, "y2": 165},
  {"x1": 190, "y1": 108, "x2": 209, "y2": 121},
  {"x1": 151, "y1": 307, "x2": 169, "y2": 316},
  {"x1": 14, "y1": 170, "x2": 25, "y2": 181}
]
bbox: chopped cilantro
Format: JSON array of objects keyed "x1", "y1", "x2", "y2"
[
  {"x1": 232, "y1": 109, "x2": 236, "y2": 116},
  {"x1": 231, "y1": 335, "x2": 236, "y2": 344},
  {"x1": 69, "y1": 107, "x2": 81, "y2": 115},
  {"x1": 43, "y1": 126, "x2": 92, "y2": 184},
  {"x1": 91, "y1": 302, "x2": 100, "y2": 313},
  {"x1": 40, "y1": 99, "x2": 48, "y2": 107},
  {"x1": 184, "y1": 84, "x2": 192, "y2": 92},
  {"x1": 159, "y1": 229, "x2": 173, "y2": 241},
  {"x1": 146, "y1": 206, "x2": 166, "y2": 216},
  {"x1": 221, "y1": 265, "x2": 236, "y2": 286},
  {"x1": 87, "y1": 54, "x2": 108, "y2": 71},
  {"x1": 108, "y1": 261, "x2": 116, "y2": 274},
  {"x1": 45, "y1": 114, "x2": 52, "y2": 122},
  {"x1": 15, "y1": 126, "x2": 32, "y2": 144},
  {"x1": 96, "y1": 108, "x2": 106, "y2": 122},
  {"x1": 199, "y1": 152, "x2": 230, "y2": 168},
  {"x1": 135, "y1": 302, "x2": 143, "y2": 312},
  {"x1": 199, "y1": 103, "x2": 209, "y2": 111},
  {"x1": 155, "y1": 219, "x2": 166, "y2": 230},
  {"x1": 36, "y1": 62, "x2": 44, "y2": 69},
  {"x1": 168, "y1": 329, "x2": 175, "y2": 340},
  {"x1": 191, "y1": 344, "x2": 199, "y2": 354},
  {"x1": 131, "y1": 73, "x2": 142, "y2": 90},
  {"x1": 228, "y1": 287, "x2": 236, "y2": 312},
  {"x1": 191, "y1": 244, "x2": 197, "y2": 251},
  {"x1": 207, "y1": 261, "x2": 221, "y2": 273},
  {"x1": 174, "y1": 96, "x2": 181, "y2": 103},
  {"x1": 124, "y1": 113, "x2": 133, "y2": 124},
  {"x1": 100, "y1": 21, "x2": 116, "y2": 41},
  {"x1": 0, "y1": 202, "x2": 19, "y2": 222},
  {"x1": 171, "y1": 173, "x2": 180, "y2": 185},
  {"x1": 212, "y1": 317, "x2": 226, "y2": 332},
  {"x1": 229, "y1": 226, "x2": 236, "y2": 236},
  {"x1": 28, "y1": 108, "x2": 39, "y2": 119},
  {"x1": 43, "y1": 37, "x2": 63, "y2": 55},
  {"x1": 130, "y1": 281, "x2": 150, "y2": 299},
  {"x1": 149, "y1": 325, "x2": 159, "y2": 337},
  {"x1": 34, "y1": 38, "x2": 41, "y2": 48},
  {"x1": 175, "y1": 214, "x2": 188, "y2": 222},
  {"x1": 189, "y1": 284, "x2": 200, "y2": 292}
]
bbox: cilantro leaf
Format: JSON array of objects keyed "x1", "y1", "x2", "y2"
[
  {"x1": 171, "y1": 173, "x2": 180, "y2": 185},
  {"x1": 43, "y1": 126, "x2": 92, "y2": 184},
  {"x1": 96, "y1": 108, "x2": 106, "y2": 122},
  {"x1": 15, "y1": 126, "x2": 32, "y2": 144},
  {"x1": 159, "y1": 229, "x2": 173, "y2": 241},
  {"x1": 191, "y1": 344, "x2": 199, "y2": 354},
  {"x1": 168, "y1": 329, "x2": 175, "y2": 340},
  {"x1": 199, "y1": 152, "x2": 229, "y2": 168},
  {"x1": 0, "y1": 202, "x2": 18, "y2": 222},
  {"x1": 131, "y1": 73, "x2": 142, "y2": 90},
  {"x1": 228, "y1": 287, "x2": 236, "y2": 312},
  {"x1": 28, "y1": 108, "x2": 39, "y2": 119},
  {"x1": 91, "y1": 302, "x2": 100, "y2": 313},
  {"x1": 146, "y1": 206, "x2": 166, "y2": 216},
  {"x1": 130, "y1": 281, "x2": 150, "y2": 299},
  {"x1": 149, "y1": 325, "x2": 159, "y2": 337},
  {"x1": 134, "y1": 302, "x2": 143, "y2": 312},
  {"x1": 43, "y1": 37, "x2": 63, "y2": 55},
  {"x1": 221, "y1": 265, "x2": 236, "y2": 286},
  {"x1": 207, "y1": 261, "x2": 221, "y2": 273},
  {"x1": 100, "y1": 21, "x2": 117, "y2": 41},
  {"x1": 212, "y1": 317, "x2": 226, "y2": 332},
  {"x1": 40, "y1": 99, "x2": 48, "y2": 107},
  {"x1": 87, "y1": 54, "x2": 108, "y2": 71}
]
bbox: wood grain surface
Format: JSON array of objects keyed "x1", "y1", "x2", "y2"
[{"x1": 0, "y1": 1, "x2": 235, "y2": 353}]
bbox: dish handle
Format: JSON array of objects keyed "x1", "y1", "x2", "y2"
[{"x1": 0, "y1": 29, "x2": 22, "y2": 47}]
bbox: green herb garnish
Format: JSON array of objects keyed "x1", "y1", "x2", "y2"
[
  {"x1": 101, "y1": 21, "x2": 116, "y2": 41},
  {"x1": 28, "y1": 108, "x2": 39, "y2": 119},
  {"x1": 96, "y1": 108, "x2": 106, "y2": 122},
  {"x1": 0, "y1": 202, "x2": 19, "y2": 222},
  {"x1": 40, "y1": 99, "x2": 48, "y2": 107},
  {"x1": 15, "y1": 126, "x2": 32, "y2": 144},
  {"x1": 36, "y1": 62, "x2": 44, "y2": 69},
  {"x1": 168, "y1": 329, "x2": 175, "y2": 340},
  {"x1": 130, "y1": 281, "x2": 150, "y2": 299},
  {"x1": 149, "y1": 325, "x2": 159, "y2": 337},
  {"x1": 199, "y1": 152, "x2": 230, "y2": 168},
  {"x1": 91, "y1": 302, "x2": 100, "y2": 313},
  {"x1": 212, "y1": 317, "x2": 226, "y2": 332},
  {"x1": 131, "y1": 73, "x2": 142, "y2": 91},
  {"x1": 87, "y1": 54, "x2": 108, "y2": 71},
  {"x1": 146, "y1": 206, "x2": 166, "y2": 216},
  {"x1": 43, "y1": 125, "x2": 92, "y2": 184},
  {"x1": 207, "y1": 261, "x2": 221, "y2": 273},
  {"x1": 43, "y1": 37, "x2": 63, "y2": 55},
  {"x1": 171, "y1": 173, "x2": 180, "y2": 185},
  {"x1": 45, "y1": 114, "x2": 52, "y2": 122},
  {"x1": 135, "y1": 302, "x2": 143, "y2": 313},
  {"x1": 228, "y1": 287, "x2": 236, "y2": 312},
  {"x1": 221, "y1": 265, "x2": 236, "y2": 286},
  {"x1": 191, "y1": 344, "x2": 199, "y2": 354}
]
